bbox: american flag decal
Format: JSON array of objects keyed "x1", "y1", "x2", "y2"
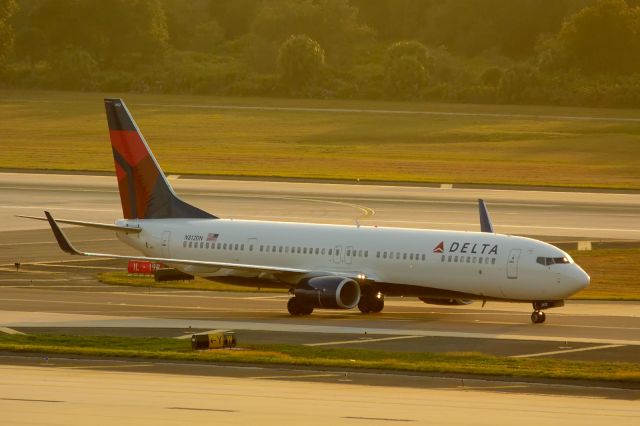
[{"x1": 207, "y1": 233, "x2": 219, "y2": 242}]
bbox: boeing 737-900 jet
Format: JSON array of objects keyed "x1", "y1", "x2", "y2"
[{"x1": 21, "y1": 99, "x2": 590, "y2": 323}]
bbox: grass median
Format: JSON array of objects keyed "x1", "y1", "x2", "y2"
[
  {"x1": 0, "y1": 333, "x2": 637, "y2": 384},
  {"x1": 2, "y1": 89, "x2": 640, "y2": 189}
]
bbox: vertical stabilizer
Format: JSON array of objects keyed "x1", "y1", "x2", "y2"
[
  {"x1": 105, "y1": 99, "x2": 216, "y2": 220},
  {"x1": 478, "y1": 199, "x2": 494, "y2": 233}
]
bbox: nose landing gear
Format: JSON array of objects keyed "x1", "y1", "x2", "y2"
[
  {"x1": 530, "y1": 300, "x2": 564, "y2": 324},
  {"x1": 530, "y1": 310, "x2": 546, "y2": 324}
]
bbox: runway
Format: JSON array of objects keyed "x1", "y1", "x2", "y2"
[
  {"x1": 2, "y1": 172, "x2": 640, "y2": 240},
  {"x1": 1, "y1": 172, "x2": 639, "y2": 410},
  {"x1": 2, "y1": 364, "x2": 638, "y2": 426}
]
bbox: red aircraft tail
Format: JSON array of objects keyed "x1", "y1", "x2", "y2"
[{"x1": 104, "y1": 99, "x2": 215, "y2": 220}]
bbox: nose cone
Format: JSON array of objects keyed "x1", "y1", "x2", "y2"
[{"x1": 565, "y1": 265, "x2": 590, "y2": 295}]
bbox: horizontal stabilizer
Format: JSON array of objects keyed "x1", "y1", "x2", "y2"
[{"x1": 17, "y1": 215, "x2": 142, "y2": 233}]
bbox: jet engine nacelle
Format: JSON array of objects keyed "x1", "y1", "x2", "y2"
[
  {"x1": 294, "y1": 276, "x2": 361, "y2": 309},
  {"x1": 419, "y1": 297, "x2": 473, "y2": 306}
]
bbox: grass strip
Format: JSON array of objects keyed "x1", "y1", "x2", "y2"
[
  {"x1": 0, "y1": 334, "x2": 638, "y2": 383},
  {"x1": 2, "y1": 89, "x2": 640, "y2": 189},
  {"x1": 568, "y1": 248, "x2": 640, "y2": 300}
]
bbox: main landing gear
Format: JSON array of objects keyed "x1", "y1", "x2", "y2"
[
  {"x1": 358, "y1": 289, "x2": 384, "y2": 314},
  {"x1": 287, "y1": 296, "x2": 314, "y2": 316}
]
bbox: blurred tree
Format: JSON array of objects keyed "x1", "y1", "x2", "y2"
[
  {"x1": 13, "y1": 27, "x2": 48, "y2": 62},
  {"x1": 49, "y1": 47, "x2": 97, "y2": 89},
  {"x1": 252, "y1": 0, "x2": 370, "y2": 66},
  {"x1": 209, "y1": 0, "x2": 261, "y2": 39},
  {"x1": 540, "y1": 0, "x2": 640, "y2": 74},
  {"x1": 278, "y1": 34, "x2": 325, "y2": 88},
  {"x1": 384, "y1": 40, "x2": 431, "y2": 98},
  {"x1": 0, "y1": 0, "x2": 18, "y2": 62},
  {"x1": 162, "y1": 0, "x2": 224, "y2": 51},
  {"x1": 31, "y1": 0, "x2": 168, "y2": 65}
]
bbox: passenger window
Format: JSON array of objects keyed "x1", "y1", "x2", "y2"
[
  {"x1": 206, "y1": 243, "x2": 209, "y2": 249},
  {"x1": 234, "y1": 244, "x2": 239, "y2": 250},
  {"x1": 241, "y1": 244, "x2": 244, "y2": 251},
  {"x1": 346, "y1": 249, "x2": 350, "y2": 256},
  {"x1": 376, "y1": 251, "x2": 380, "y2": 258},
  {"x1": 200, "y1": 242, "x2": 204, "y2": 249},
  {"x1": 188, "y1": 241, "x2": 192, "y2": 248},
  {"x1": 321, "y1": 248, "x2": 325, "y2": 255},
  {"x1": 364, "y1": 251, "x2": 368, "y2": 258},
  {"x1": 285, "y1": 247, "x2": 289, "y2": 253},
  {"x1": 315, "y1": 248, "x2": 319, "y2": 255},
  {"x1": 478, "y1": 257, "x2": 483, "y2": 264},
  {"x1": 403, "y1": 253, "x2": 407, "y2": 260},
  {"x1": 491, "y1": 258, "x2": 496, "y2": 265},
  {"x1": 279, "y1": 246, "x2": 283, "y2": 253},
  {"x1": 303, "y1": 248, "x2": 307, "y2": 254},
  {"x1": 297, "y1": 247, "x2": 301, "y2": 254},
  {"x1": 328, "y1": 249, "x2": 333, "y2": 256},
  {"x1": 383, "y1": 252, "x2": 387, "y2": 259},
  {"x1": 421, "y1": 254, "x2": 426, "y2": 261},
  {"x1": 272, "y1": 245, "x2": 276, "y2": 252},
  {"x1": 448, "y1": 255, "x2": 452, "y2": 262},
  {"x1": 183, "y1": 241, "x2": 187, "y2": 248},
  {"x1": 249, "y1": 245, "x2": 253, "y2": 251},
  {"x1": 217, "y1": 243, "x2": 221, "y2": 249}
]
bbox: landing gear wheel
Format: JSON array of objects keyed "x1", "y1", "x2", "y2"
[
  {"x1": 531, "y1": 310, "x2": 546, "y2": 324},
  {"x1": 370, "y1": 298, "x2": 384, "y2": 313},
  {"x1": 357, "y1": 298, "x2": 371, "y2": 314},
  {"x1": 287, "y1": 297, "x2": 313, "y2": 316}
]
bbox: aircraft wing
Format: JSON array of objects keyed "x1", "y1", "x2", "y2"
[{"x1": 43, "y1": 211, "x2": 370, "y2": 281}]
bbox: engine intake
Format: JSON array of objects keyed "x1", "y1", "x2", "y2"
[{"x1": 294, "y1": 276, "x2": 361, "y2": 309}]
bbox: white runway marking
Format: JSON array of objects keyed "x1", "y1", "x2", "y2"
[
  {"x1": 135, "y1": 102, "x2": 640, "y2": 123},
  {"x1": 305, "y1": 335, "x2": 422, "y2": 347},
  {"x1": 510, "y1": 344, "x2": 625, "y2": 358},
  {"x1": 0, "y1": 327, "x2": 25, "y2": 335}
]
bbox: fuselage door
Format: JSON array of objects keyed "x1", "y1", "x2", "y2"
[
  {"x1": 161, "y1": 230, "x2": 171, "y2": 258},
  {"x1": 507, "y1": 248, "x2": 521, "y2": 279},
  {"x1": 333, "y1": 245, "x2": 343, "y2": 264},
  {"x1": 344, "y1": 245, "x2": 354, "y2": 264}
]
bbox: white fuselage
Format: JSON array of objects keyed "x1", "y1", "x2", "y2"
[{"x1": 116, "y1": 218, "x2": 589, "y2": 302}]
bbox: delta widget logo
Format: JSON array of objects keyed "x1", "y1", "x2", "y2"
[{"x1": 433, "y1": 241, "x2": 445, "y2": 253}]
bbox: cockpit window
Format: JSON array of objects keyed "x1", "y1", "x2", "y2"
[{"x1": 536, "y1": 256, "x2": 570, "y2": 266}]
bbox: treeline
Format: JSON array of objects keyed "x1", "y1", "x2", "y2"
[{"x1": 2, "y1": 0, "x2": 640, "y2": 107}]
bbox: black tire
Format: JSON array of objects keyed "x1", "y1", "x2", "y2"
[
  {"x1": 531, "y1": 311, "x2": 546, "y2": 324},
  {"x1": 370, "y1": 298, "x2": 384, "y2": 313},
  {"x1": 301, "y1": 303, "x2": 314, "y2": 316},
  {"x1": 358, "y1": 298, "x2": 371, "y2": 314},
  {"x1": 287, "y1": 297, "x2": 301, "y2": 316}
]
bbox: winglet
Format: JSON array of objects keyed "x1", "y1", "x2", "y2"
[
  {"x1": 44, "y1": 211, "x2": 83, "y2": 255},
  {"x1": 478, "y1": 199, "x2": 494, "y2": 233}
]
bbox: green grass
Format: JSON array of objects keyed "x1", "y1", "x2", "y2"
[
  {"x1": 0, "y1": 333, "x2": 637, "y2": 383},
  {"x1": 2, "y1": 89, "x2": 640, "y2": 188},
  {"x1": 98, "y1": 271, "x2": 287, "y2": 293},
  {"x1": 569, "y1": 248, "x2": 640, "y2": 300}
]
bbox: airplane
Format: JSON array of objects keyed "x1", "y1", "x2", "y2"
[{"x1": 21, "y1": 99, "x2": 590, "y2": 324}]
